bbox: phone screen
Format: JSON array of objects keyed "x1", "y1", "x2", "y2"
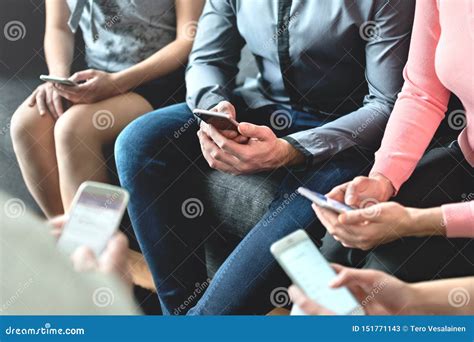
[
  {"x1": 57, "y1": 185, "x2": 128, "y2": 256},
  {"x1": 279, "y1": 238, "x2": 362, "y2": 315},
  {"x1": 298, "y1": 187, "x2": 353, "y2": 213}
]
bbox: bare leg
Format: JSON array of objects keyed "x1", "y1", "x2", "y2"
[
  {"x1": 54, "y1": 92, "x2": 152, "y2": 211},
  {"x1": 10, "y1": 101, "x2": 63, "y2": 218}
]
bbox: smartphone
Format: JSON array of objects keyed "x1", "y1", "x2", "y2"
[
  {"x1": 40, "y1": 75, "x2": 77, "y2": 86},
  {"x1": 297, "y1": 187, "x2": 352, "y2": 214},
  {"x1": 193, "y1": 109, "x2": 239, "y2": 131},
  {"x1": 57, "y1": 181, "x2": 129, "y2": 256},
  {"x1": 271, "y1": 230, "x2": 363, "y2": 315}
]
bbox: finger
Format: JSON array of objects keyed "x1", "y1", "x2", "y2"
[
  {"x1": 329, "y1": 268, "x2": 381, "y2": 291},
  {"x1": 238, "y1": 122, "x2": 274, "y2": 140},
  {"x1": 71, "y1": 246, "x2": 98, "y2": 272},
  {"x1": 54, "y1": 88, "x2": 76, "y2": 103},
  {"x1": 70, "y1": 69, "x2": 95, "y2": 82},
  {"x1": 52, "y1": 91, "x2": 64, "y2": 116},
  {"x1": 28, "y1": 89, "x2": 39, "y2": 107},
  {"x1": 99, "y1": 233, "x2": 129, "y2": 275},
  {"x1": 326, "y1": 183, "x2": 349, "y2": 202},
  {"x1": 330, "y1": 263, "x2": 346, "y2": 274},
  {"x1": 233, "y1": 135, "x2": 250, "y2": 144},
  {"x1": 199, "y1": 131, "x2": 240, "y2": 173},
  {"x1": 36, "y1": 90, "x2": 48, "y2": 116},
  {"x1": 214, "y1": 101, "x2": 236, "y2": 119},
  {"x1": 54, "y1": 83, "x2": 82, "y2": 95},
  {"x1": 345, "y1": 177, "x2": 369, "y2": 206},
  {"x1": 206, "y1": 124, "x2": 248, "y2": 157},
  {"x1": 46, "y1": 90, "x2": 58, "y2": 120},
  {"x1": 288, "y1": 286, "x2": 334, "y2": 315},
  {"x1": 313, "y1": 205, "x2": 339, "y2": 229},
  {"x1": 49, "y1": 215, "x2": 68, "y2": 229},
  {"x1": 339, "y1": 208, "x2": 374, "y2": 225}
]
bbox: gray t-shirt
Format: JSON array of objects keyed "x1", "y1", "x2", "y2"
[{"x1": 67, "y1": 0, "x2": 176, "y2": 72}]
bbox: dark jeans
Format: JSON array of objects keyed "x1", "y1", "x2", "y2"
[
  {"x1": 115, "y1": 99, "x2": 372, "y2": 315},
  {"x1": 321, "y1": 141, "x2": 474, "y2": 282}
]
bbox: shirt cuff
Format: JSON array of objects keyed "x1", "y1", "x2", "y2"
[
  {"x1": 281, "y1": 136, "x2": 313, "y2": 171},
  {"x1": 371, "y1": 155, "x2": 407, "y2": 192},
  {"x1": 441, "y1": 201, "x2": 474, "y2": 238}
]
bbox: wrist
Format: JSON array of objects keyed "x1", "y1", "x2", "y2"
[
  {"x1": 278, "y1": 139, "x2": 305, "y2": 167},
  {"x1": 112, "y1": 70, "x2": 135, "y2": 94},
  {"x1": 401, "y1": 283, "x2": 425, "y2": 315},
  {"x1": 406, "y1": 207, "x2": 446, "y2": 237},
  {"x1": 369, "y1": 172, "x2": 396, "y2": 200},
  {"x1": 48, "y1": 67, "x2": 70, "y2": 78}
]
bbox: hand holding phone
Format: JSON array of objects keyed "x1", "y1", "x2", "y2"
[
  {"x1": 57, "y1": 182, "x2": 129, "y2": 257},
  {"x1": 40, "y1": 75, "x2": 77, "y2": 87},
  {"x1": 193, "y1": 109, "x2": 239, "y2": 132},
  {"x1": 271, "y1": 230, "x2": 363, "y2": 315},
  {"x1": 298, "y1": 187, "x2": 352, "y2": 214}
]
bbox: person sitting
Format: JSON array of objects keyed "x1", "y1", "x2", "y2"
[
  {"x1": 10, "y1": 0, "x2": 204, "y2": 217},
  {"x1": 311, "y1": 0, "x2": 473, "y2": 281},
  {"x1": 115, "y1": 0, "x2": 415, "y2": 315}
]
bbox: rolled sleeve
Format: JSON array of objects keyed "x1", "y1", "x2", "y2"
[{"x1": 442, "y1": 201, "x2": 474, "y2": 238}]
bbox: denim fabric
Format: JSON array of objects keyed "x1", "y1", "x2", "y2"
[{"x1": 115, "y1": 101, "x2": 371, "y2": 315}]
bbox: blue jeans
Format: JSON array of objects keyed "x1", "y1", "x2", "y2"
[{"x1": 115, "y1": 100, "x2": 371, "y2": 315}]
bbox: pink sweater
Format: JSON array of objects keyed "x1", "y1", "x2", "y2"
[{"x1": 372, "y1": 0, "x2": 474, "y2": 237}]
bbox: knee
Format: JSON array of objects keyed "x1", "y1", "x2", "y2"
[
  {"x1": 10, "y1": 104, "x2": 43, "y2": 147},
  {"x1": 115, "y1": 119, "x2": 149, "y2": 179},
  {"x1": 53, "y1": 106, "x2": 93, "y2": 150}
]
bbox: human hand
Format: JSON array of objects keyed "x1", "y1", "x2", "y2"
[
  {"x1": 54, "y1": 69, "x2": 122, "y2": 104},
  {"x1": 71, "y1": 232, "x2": 132, "y2": 287},
  {"x1": 48, "y1": 216, "x2": 132, "y2": 287},
  {"x1": 198, "y1": 121, "x2": 303, "y2": 174},
  {"x1": 313, "y1": 202, "x2": 414, "y2": 250},
  {"x1": 288, "y1": 264, "x2": 415, "y2": 315},
  {"x1": 326, "y1": 173, "x2": 395, "y2": 207},
  {"x1": 28, "y1": 82, "x2": 67, "y2": 119},
  {"x1": 201, "y1": 101, "x2": 248, "y2": 143}
]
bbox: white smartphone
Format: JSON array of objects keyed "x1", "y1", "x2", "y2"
[
  {"x1": 57, "y1": 181, "x2": 129, "y2": 257},
  {"x1": 40, "y1": 75, "x2": 77, "y2": 86},
  {"x1": 297, "y1": 187, "x2": 352, "y2": 214},
  {"x1": 271, "y1": 230, "x2": 363, "y2": 315},
  {"x1": 192, "y1": 109, "x2": 239, "y2": 131}
]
